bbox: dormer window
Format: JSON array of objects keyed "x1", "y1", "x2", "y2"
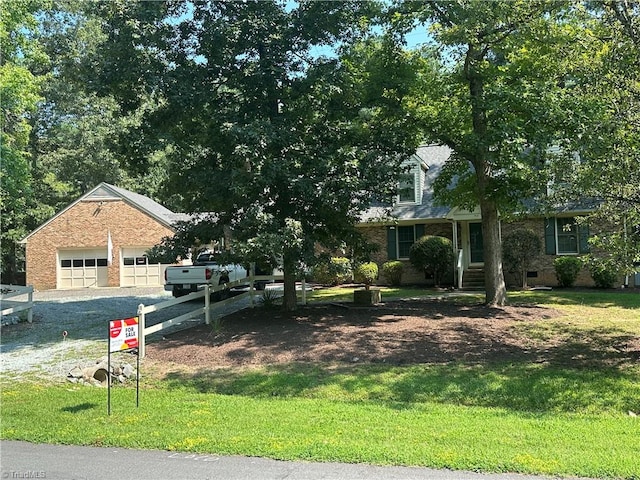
[{"x1": 398, "y1": 173, "x2": 416, "y2": 203}]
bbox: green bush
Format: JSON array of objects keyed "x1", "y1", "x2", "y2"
[
  {"x1": 258, "y1": 289, "x2": 281, "y2": 309},
  {"x1": 409, "y1": 235, "x2": 454, "y2": 287},
  {"x1": 353, "y1": 262, "x2": 379, "y2": 289},
  {"x1": 553, "y1": 256, "x2": 583, "y2": 287},
  {"x1": 588, "y1": 258, "x2": 618, "y2": 289},
  {"x1": 502, "y1": 228, "x2": 541, "y2": 288},
  {"x1": 312, "y1": 257, "x2": 352, "y2": 285},
  {"x1": 381, "y1": 260, "x2": 404, "y2": 286}
]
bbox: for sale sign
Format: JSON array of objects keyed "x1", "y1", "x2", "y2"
[{"x1": 109, "y1": 317, "x2": 139, "y2": 353}]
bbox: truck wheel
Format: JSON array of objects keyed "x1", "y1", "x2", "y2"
[{"x1": 172, "y1": 287, "x2": 186, "y2": 298}]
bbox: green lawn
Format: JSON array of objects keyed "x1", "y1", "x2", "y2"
[
  {"x1": 2, "y1": 289, "x2": 639, "y2": 479},
  {"x1": 302, "y1": 284, "x2": 472, "y2": 303}
]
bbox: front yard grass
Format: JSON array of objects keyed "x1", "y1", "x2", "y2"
[{"x1": 2, "y1": 289, "x2": 639, "y2": 479}]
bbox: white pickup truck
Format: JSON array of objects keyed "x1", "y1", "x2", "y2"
[{"x1": 164, "y1": 251, "x2": 248, "y2": 298}]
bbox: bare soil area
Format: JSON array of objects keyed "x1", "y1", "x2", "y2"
[{"x1": 145, "y1": 299, "x2": 590, "y2": 368}]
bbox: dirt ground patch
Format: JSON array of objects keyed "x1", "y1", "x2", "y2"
[{"x1": 145, "y1": 299, "x2": 585, "y2": 369}]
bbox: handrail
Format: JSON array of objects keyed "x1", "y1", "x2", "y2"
[{"x1": 456, "y1": 249, "x2": 464, "y2": 289}]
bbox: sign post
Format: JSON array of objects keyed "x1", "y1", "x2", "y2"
[{"x1": 108, "y1": 317, "x2": 140, "y2": 415}]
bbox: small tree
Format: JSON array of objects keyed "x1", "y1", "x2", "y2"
[
  {"x1": 409, "y1": 235, "x2": 454, "y2": 287},
  {"x1": 354, "y1": 262, "x2": 378, "y2": 290},
  {"x1": 502, "y1": 229, "x2": 542, "y2": 288}
]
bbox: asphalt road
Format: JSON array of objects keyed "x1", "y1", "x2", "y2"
[{"x1": 0, "y1": 441, "x2": 595, "y2": 480}]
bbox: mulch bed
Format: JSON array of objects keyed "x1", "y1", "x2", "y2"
[{"x1": 145, "y1": 299, "x2": 601, "y2": 368}]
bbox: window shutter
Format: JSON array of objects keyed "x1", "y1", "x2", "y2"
[
  {"x1": 544, "y1": 218, "x2": 556, "y2": 255},
  {"x1": 415, "y1": 224, "x2": 425, "y2": 240},
  {"x1": 387, "y1": 227, "x2": 397, "y2": 260},
  {"x1": 579, "y1": 224, "x2": 590, "y2": 253}
]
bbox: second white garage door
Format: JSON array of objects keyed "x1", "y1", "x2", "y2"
[{"x1": 120, "y1": 247, "x2": 165, "y2": 287}]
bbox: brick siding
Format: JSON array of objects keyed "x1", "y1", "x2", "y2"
[
  {"x1": 25, "y1": 199, "x2": 174, "y2": 290},
  {"x1": 361, "y1": 218, "x2": 625, "y2": 288}
]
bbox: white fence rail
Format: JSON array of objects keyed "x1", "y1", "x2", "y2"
[
  {"x1": 137, "y1": 275, "x2": 292, "y2": 357},
  {"x1": 1, "y1": 284, "x2": 34, "y2": 323}
]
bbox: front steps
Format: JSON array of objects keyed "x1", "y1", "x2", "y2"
[{"x1": 461, "y1": 268, "x2": 485, "y2": 290}]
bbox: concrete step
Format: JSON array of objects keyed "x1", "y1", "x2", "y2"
[{"x1": 462, "y1": 269, "x2": 485, "y2": 289}]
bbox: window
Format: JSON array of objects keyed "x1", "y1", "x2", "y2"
[
  {"x1": 398, "y1": 173, "x2": 416, "y2": 203},
  {"x1": 387, "y1": 224, "x2": 426, "y2": 260},
  {"x1": 545, "y1": 217, "x2": 589, "y2": 255},
  {"x1": 60, "y1": 257, "x2": 109, "y2": 267},
  {"x1": 397, "y1": 226, "x2": 415, "y2": 258},
  {"x1": 556, "y1": 218, "x2": 578, "y2": 254}
]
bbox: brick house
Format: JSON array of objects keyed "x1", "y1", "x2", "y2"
[
  {"x1": 358, "y1": 145, "x2": 639, "y2": 289},
  {"x1": 20, "y1": 183, "x2": 188, "y2": 291}
]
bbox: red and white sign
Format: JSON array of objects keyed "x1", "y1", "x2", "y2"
[{"x1": 109, "y1": 317, "x2": 139, "y2": 353}]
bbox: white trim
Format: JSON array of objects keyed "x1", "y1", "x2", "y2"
[{"x1": 446, "y1": 206, "x2": 482, "y2": 222}]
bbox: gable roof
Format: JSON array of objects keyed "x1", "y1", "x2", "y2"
[
  {"x1": 359, "y1": 144, "x2": 454, "y2": 223},
  {"x1": 20, "y1": 183, "x2": 190, "y2": 243}
]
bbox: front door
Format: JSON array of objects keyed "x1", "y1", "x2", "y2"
[{"x1": 469, "y1": 222, "x2": 484, "y2": 264}]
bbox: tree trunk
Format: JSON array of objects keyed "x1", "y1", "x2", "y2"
[
  {"x1": 282, "y1": 254, "x2": 297, "y2": 312},
  {"x1": 466, "y1": 44, "x2": 507, "y2": 307},
  {"x1": 480, "y1": 200, "x2": 507, "y2": 306}
]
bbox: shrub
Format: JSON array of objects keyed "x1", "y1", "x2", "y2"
[
  {"x1": 382, "y1": 260, "x2": 404, "y2": 286},
  {"x1": 353, "y1": 262, "x2": 379, "y2": 290},
  {"x1": 502, "y1": 229, "x2": 541, "y2": 288},
  {"x1": 312, "y1": 257, "x2": 352, "y2": 285},
  {"x1": 588, "y1": 258, "x2": 618, "y2": 289},
  {"x1": 553, "y1": 256, "x2": 583, "y2": 287},
  {"x1": 258, "y1": 289, "x2": 280, "y2": 309},
  {"x1": 409, "y1": 235, "x2": 454, "y2": 287}
]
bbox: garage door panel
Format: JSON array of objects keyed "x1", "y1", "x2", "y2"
[
  {"x1": 57, "y1": 249, "x2": 108, "y2": 289},
  {"x1": 121, "y1": 248, "x2": 163, "y2": 287}
]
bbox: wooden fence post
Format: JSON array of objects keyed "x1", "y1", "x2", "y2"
[
  {"x1": 205, "y1": 284, "x2": 211, "y2": 325},
  {"x1": 27, "y1": 286, "x2": 33, "y2": 322},
  {"x1": 249, "y1": 262, "x2": 255, "y2": 308}
]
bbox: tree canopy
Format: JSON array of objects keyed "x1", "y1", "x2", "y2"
[
  {"x1": 390, "y1": 0, "x2": 624, "y2": 305},
  {"x1": 82, "y1": 1, "x2": 421, "y2": 309},
  {"x1": 2, "y1": 0, "x2": 639, "y2": 298}
]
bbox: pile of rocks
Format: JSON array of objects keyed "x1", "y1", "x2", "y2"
[
  {"x1": 1, "y1": 315, "x2": 21, "y2": 327},
  {"x1": 67, "y1": 357, "x2": 136, "y2": 387}
]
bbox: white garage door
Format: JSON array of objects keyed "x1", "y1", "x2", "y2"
[
  {"x1": 58, "y1": 249, "x2": 109, "y2": 289},
  {"x1": 121, "y1": 248, "x2": 164, "y2": 287}
]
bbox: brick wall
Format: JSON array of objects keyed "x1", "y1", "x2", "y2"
[
  {"x1": 361, "y1": 218, "x2": 626, "y2": 289},
  {"x1": 25, "y1": 199, "x2": 175, "y2": 290},
  {"x1": 359, "y1": 222, "x2": 455, "y2": 286},
  {"x1": 501, "y1": 218, "x2": 625, "y2": 288}
]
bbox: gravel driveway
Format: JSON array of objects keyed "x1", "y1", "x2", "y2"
[{"x1": 0, "y1": 287, "x2": 251, "y2": 380}]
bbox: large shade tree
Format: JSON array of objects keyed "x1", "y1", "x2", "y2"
[
  {"x1": 391, "y1": 0, "x2": 596, "y2": 305},
  {"x1": 547, "y1": 1, "x2": 640, "y2": 279},
  {"x1": 0, "y1": 0, "x2": 47, "y2": 282},
  {"x1": 88, "y1": 0, "x2": 421, "y2": 310}
]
